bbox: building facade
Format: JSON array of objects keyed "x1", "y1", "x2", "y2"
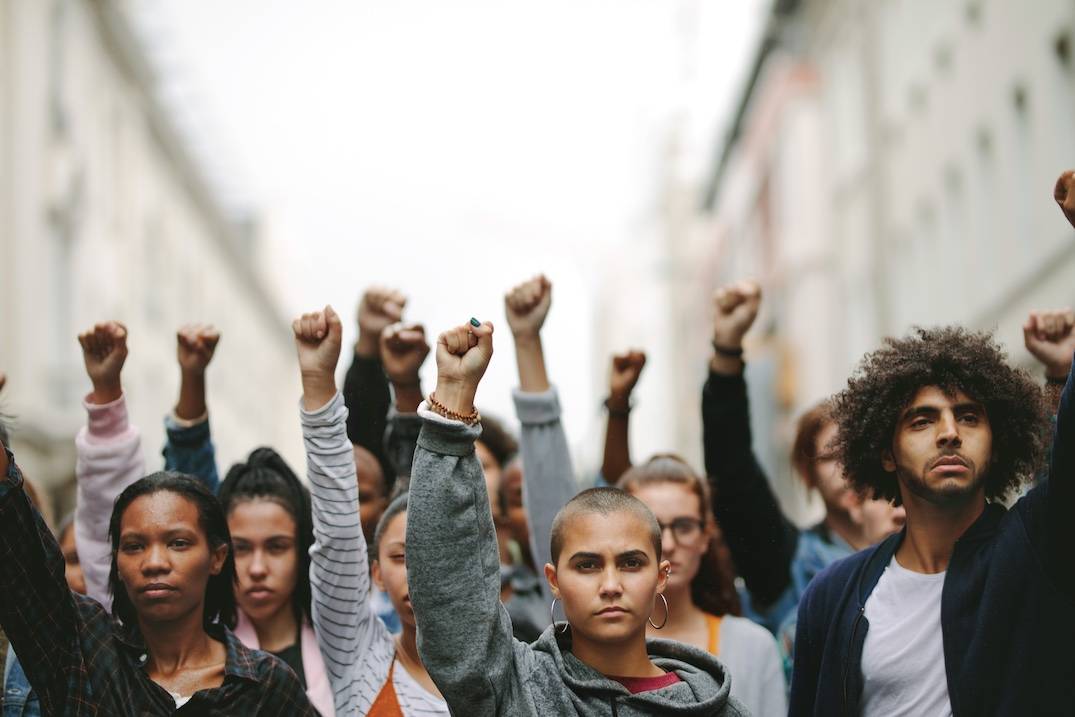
[{"x1": 0, "y1": 0, "x2": 301, "y2": 520}]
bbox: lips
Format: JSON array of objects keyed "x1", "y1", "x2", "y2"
[
  {"x1": 139, "y1": 583, "x2": 177, "y2": 598},
  {"x1": 596, "y1": 606, "x2": 628, "y2": 616},
  {"x1": 931, "y1": 455, "x2": 969, "y2": 472},
  {"x1": 246, "y1": 587, "x2": 275, "y2": 600}
]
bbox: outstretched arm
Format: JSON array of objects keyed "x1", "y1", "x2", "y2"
[
  {"x1": 408, "y1": 319, "x2": 519, "y2": 713},
  {"x1": 74, "y1": 322, "x2": 144, "y2": 608},
  {"x1": 1023, "y1": 309, "x2": 1075, "y2": 415},
  {"x1": 162, "y1": 324, "x2": 221, "y2": 491},
  {"x1": 505, "y1": 276, "x2": 579, "y2": 603},
  {"x1": 702, "y1": 282, "x2": 799, "y2": 608},
  {"x1": 381, "y1": 321, "x2": 430, "y2": 481},
  {"x1": 601, "y1": 350, "x2": 646, "y2": 484},
  {"x1": 296, "y1": 306, "x2": 386, "y2": 706}
]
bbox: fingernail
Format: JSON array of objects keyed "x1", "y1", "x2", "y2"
[{"x1": 469, "y1": 318, "x2": 480, "y2": 327}]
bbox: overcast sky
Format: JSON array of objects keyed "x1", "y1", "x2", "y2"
[{"x1": 135, "y1": 0, "x2": 766, "y2": 465}]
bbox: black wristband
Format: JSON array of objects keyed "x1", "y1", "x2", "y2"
[
  {"x1": 1046, "y1": 373, "x2": 1068, "y2": 386},
  {"x1": 603, "y1": 397, "x2": 633, "y2": 417},
  {"x1": 711, "y1": 341, "x2": 744, "y2": 358}
]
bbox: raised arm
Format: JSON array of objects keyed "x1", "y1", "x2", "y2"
[
  {"x1": 702, "y1": 282, "x2": 798, "y2": 608},
  {"x1": 505, "y1": 276, "x2": 578, "y2": 601},
  {"x1": 408, "y1": 319, "x2": 519, "y2": 713},
  {"x1": 343, "y1": 288, "x2": 403, "y2": 482},
  {"x1": 1023, "y1": 309, "x2": 1075, "y2": 416},
  {"x1": 296, "y1": 306, "x2": 384, "y2": 704},
  {"x1": 162, "y1": 324, "x2": 221, "y2": 491},
  {"x1": 0, "y1": 442, "x2": 87, "y2": 715},
  {"x1": 74, "y1": 321, "x2": 144, "y2": 608},
  {"x1": 601, "y1": 350, "x2": 646, "y2": 484},
  {"x1": 381, "y1": 321, "x2": 430, "y2": 481}
]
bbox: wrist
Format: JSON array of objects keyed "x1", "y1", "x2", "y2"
[
  {"x1": 355, "y1": 333, "x2": 380, "y2": 359},
  {"x1": 300, "y1": 371, "x2": 337, "y2": 411},
  {"x1": 606, "y1": 392, "x2": 632, "y2": 412},
  {"x1": 512, "y1": 331, "x2": 542, "y2": 347},
  {"x1": 1046, "y1": 368, "x2": 1070, "y2": 384},
  {"x1": 709, "y1": 353, "x2": 744, "y2": 376},
  {"x1": 393, "y1": 382, "x2": 424, "y2": 412},
  {"x1": 89, "y1": 380, "x2": 122, "y2": 405},
  {"x1": 432, "y1": 379, "x2": 476, "y2": 415}
]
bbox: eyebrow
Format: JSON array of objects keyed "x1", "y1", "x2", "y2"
[
  {"x1": 902, "y1": 402, "x2": 984, "y2": 421},
  {"x1": 568, "y1": 549, "x2": 651, "y2": 562}
]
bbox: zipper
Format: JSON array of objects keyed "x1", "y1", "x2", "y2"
[
  {"x1": 842, "y1": 606, "x2": 865, "y2": 717},
  {"x1": 610, "y1": 695, "x2": 619, "y2": 716}
]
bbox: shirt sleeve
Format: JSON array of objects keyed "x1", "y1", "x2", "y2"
[
  {"x1": 1046, "y1": 355, "x2": 1075, "y2": 596},
  {"x1": 75, "y1": 393, "x2": 145, "y2": 609},
  {"x1": 512, "y1": 386, "x2": 578, "y2": 603},
  {"x1": 406, "y1": 406, "x2": 520, "y2": 714},
  {"x1": 341, "y1": 353, "x2": 394, "y2": 482},
  {"x1": 384, "y1": 407, "x2": 422, "y2": 481},
  {"x1": 0, "y1": 449, "x2": 88, "y2": 716},
  {"x1": 162, "y1": 413, "x2": 220, "y2": 492}
]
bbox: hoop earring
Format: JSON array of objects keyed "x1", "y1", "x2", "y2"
[
  {"x1": 648, "y1": 593, "x2": 670, "y2": 630},
  {"x1": 550, "y1": 598, "x2": 569, "y2": 634}
]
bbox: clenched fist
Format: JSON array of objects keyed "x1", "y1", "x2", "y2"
[
  {"x1": 177, "y1": 324, "x2": 221, "y2": 375},
  {"x1": 380, "y1": 322, "x2": 430, "y2": 386},
  {"x1": 1054, "y1": 171, "x2": 1075, "y2": 230},
  {"x1": 505, "y1": 275, "x2": 552, "y2": 339},
  {"x1": 712, "y1": 281, "x2": 762, "y2": 350},
  {"x1": 356, "y1": 287, "x2": 407, "y2": 358},
  {"x1": 433, "y1": 320, "x2": 494, "y2": 416},
  {"x1": 1023, "y1": 308, "x2": 1075, "y2": 380},
  {"x1": 293, "y1": 305, "x2": 343, "y2": 410},
  {"x1": 78, "y1": 322, "x2": 128, "y2": 405},
  {"x1": 609, "y1": 351, "x2": 646, "y2": 403}
]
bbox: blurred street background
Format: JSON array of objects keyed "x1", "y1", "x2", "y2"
[{"x1": 2, "y1": 0, "x2": 1073, "y2": 525}]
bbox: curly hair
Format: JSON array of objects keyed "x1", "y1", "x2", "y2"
[
  {"x1": 617, "y1": 454, "x2": 742, "y2": 617},
  {"x1": 832, "y1": 326, "x2": 1048, "y2": 505}
]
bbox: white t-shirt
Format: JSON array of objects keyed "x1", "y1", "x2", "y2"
[{"x1": 860, "y1": 556, "x2": 953, "y2": 717}]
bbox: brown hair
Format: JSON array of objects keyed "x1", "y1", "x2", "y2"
[
  {"x1": 617, "y1": 455, "x2": 741, "y2": 617},
  {"x1": 791, "y1": 400, "x2": 835, "y2": 489}
]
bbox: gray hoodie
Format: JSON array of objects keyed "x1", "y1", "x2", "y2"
[{"x1": 406, "y1": 407, "x2": 747, "y2": 717}]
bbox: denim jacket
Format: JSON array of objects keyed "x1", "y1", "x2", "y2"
[{"x1": 3, "y1": 647, "x2": 40, "y2": 717}]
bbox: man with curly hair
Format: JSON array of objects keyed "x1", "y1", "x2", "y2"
[{"x1": 789, "y1": 171, "x2": 1075, "y2": 717}]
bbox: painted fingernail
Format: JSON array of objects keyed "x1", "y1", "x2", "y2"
[{"x1": 469, "y1": 318, "x2": 481, "y2": 327}]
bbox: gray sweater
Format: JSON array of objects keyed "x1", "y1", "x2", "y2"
[{"x1": 406, "y1": 407, "x2": 747, "y2": 716}]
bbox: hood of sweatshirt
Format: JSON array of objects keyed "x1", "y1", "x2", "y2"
[{"x1": 529, "y1": 625, "x2": 744, "y2": 716}]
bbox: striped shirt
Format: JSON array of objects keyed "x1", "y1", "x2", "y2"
[{"x1": 304, "y1": 393, "x2": 448, "y2": 716}]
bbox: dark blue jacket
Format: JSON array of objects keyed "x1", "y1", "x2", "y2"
[{"x1": 789, "y1": 368, "x2": 1075, "y2": 716}]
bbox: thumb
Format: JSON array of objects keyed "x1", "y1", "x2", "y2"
[
  {"x1": 470, "y1": 319, "x2": 494, "y2": 353},
  {"x1": 324, "y1": 305, "x2": 343, "y2": 339}
]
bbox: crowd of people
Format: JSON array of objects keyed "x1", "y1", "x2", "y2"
[{"x1": 0, "y1": 172, "x2": 1073, "y2": 716}]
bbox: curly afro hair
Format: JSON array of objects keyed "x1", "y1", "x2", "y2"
[{"x1": 832, "y1": 326, "x2": 1048, "y2": 505}]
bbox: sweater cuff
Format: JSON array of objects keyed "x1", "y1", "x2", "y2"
[
  {"x1": 417, "y1": 402, "x2": 483, "y2": 456},
  {"x1": 511, "y1": 386, "x2": 562, "y2": 425},
  {"x1": 82, "y1": 393, "x2": 131, "y2": 442},
  {"x1": 299, "y1": 391, "x2": 347, "y2": 427},
  {"x1": 704, "y1": 371, "x2": 748, "y2": 399}
]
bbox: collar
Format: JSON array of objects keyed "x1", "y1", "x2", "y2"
[{"x1": 114, "y1": 620, "x2": 261, "y2": 684}]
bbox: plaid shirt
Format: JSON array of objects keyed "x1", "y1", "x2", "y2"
[{"x1": 0, "y1": 448, "x2": 318, "y2": 716}]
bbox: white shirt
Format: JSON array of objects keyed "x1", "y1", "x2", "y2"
[{"x1": 860, "y1": 556, "x2": 953, "y2": 717}]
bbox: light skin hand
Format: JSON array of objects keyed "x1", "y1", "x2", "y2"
[
  {"x1": 356, "y1": 287, "x2": 407, "y2": 358},
  {"x1": 175, "y1": 324, "x2": 221, "y2": 420},
  {"x1": 710, "y1": 280, "x2": 761, "y2": 375},
  {"x1": 380, "y1": 322, "x2": 429, "y2": 412},
  {"x1": 1023, "y1": 309, "x2": 1075, "y2": 380},
  {"x1": 1054, "y1": 170, "x2": 1075, "y2": 230},
  {"x1": 293, "y1": 305, "x2": 343, "y2": 411},
  {"x1": 505, "y1": 275, "x2": 551, "y2": 392},
  {"x1": 78, "y1": 321, "x2": 129, "y2": 405},
  {"x1": 608, "y1": 350, "x2": 646, "y2": 411},
  {"x1": 433, "y1": 320, "x2": 494, "y2": 416}
]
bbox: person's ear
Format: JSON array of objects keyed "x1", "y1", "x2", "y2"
[
  {"x1": 657, "y1": 560, "x2": 671, "y2": 593},
  {"x1": 209, "y1": 543, "x2": 228, "y2": 576},
  {"x1": 371, "y1": 559, "x2": 385, "y2": 591},
  {"x1": 544, "y1": 563, "x2": 561, "y2": 599}
]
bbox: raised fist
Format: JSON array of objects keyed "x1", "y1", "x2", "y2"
[
  {"x1": 293, "y1": 306, "x2": 343, "y2": 378},
  {"x1": 609, "y1": 350, "x2": 646, "y2": 400},
  {"x1": 505, "y1": 275, "x2": 552, "y2": 338},
  {"x1": 176, "y1": 324, "x2": 220, "y2": 375},
  {"x1": 78, "y1": 322, "x2": 128, "y2": 404},
  {"x1": 380, "y1": 322, "x2": 430, "y2": 386},
  {"x1": 1023, "y1": 308, "x2": 1075, "y2": 380},
  {"x1": 356, "y1": 287, "x2": 407, "y2": 357},
  {"x1": 712, "y1": 281, "x2": 762, "y2": 349},
  {"x1": 1054, "y1": 171, "x2": 1075, "y2": 229},
  {"x1": 433, "y1": 320, "x2": 494, "y2": 415}
]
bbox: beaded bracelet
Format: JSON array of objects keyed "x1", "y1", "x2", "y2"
[
  {"x1": 711, "y1": 341, "x2": 744, "y2": 358},
  {"x1": 428, "y1": 392, "x2": 482, "y2": 426}
]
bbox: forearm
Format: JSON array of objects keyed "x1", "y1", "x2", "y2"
[
  {"x1": 391, "y1": 380, "x2": 424, "y2": 413},
  {"x1": 514, "y1": 388, "x2": 578, "y2": 602},
  {"x1": 407, "y1": 408, "x2": 513, "y2": 710},
  {"x1": 342, "y1": 352, "x2": 391, "y2": 461},
  {"x1": 513, "y1": 334, "x2": 550, "y2": 393},
  {"x1": 163, "y1": 414, "x2": 219, "y2": 492},
  {"x1": 600, "y1": 409, "x2": 631, "y2": 484},
  {"x1": 1046, "y1": 356, "x2": 1075, "y2": 594},
  {"x1": 174, "y1": 369, "x2": 207, "y2": 421},
  {"x1": 75, "y1": 393, "x2": 144, "y2": 608},
  {"x1": 384, "y1": 407, "x2": 422, "y2": 479}
]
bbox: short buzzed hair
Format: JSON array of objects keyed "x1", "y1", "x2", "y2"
[{"x1": 549, "y1": 487, "x2": 662, "y2": 566}]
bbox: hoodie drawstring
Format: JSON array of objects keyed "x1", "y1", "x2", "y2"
[{"x1": 610, "y1": 695, "x2": 619, "y2": 716}]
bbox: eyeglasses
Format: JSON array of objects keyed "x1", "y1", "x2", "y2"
[{"x1": 657, "y1": 517, "x2": 706, "y2": 546}]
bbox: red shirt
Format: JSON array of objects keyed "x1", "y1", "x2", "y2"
[{"x1": 608, "y1": 671, "x2": 682, "y2": 694}]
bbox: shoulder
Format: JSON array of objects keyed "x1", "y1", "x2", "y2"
[
  {"x1": 798, "y1": 542, "x2": 882, "y2": 619},
  {"x1": 718, "y1": 614, "x2": 775, "y2": 646}
]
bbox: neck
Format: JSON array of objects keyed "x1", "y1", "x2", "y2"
[
  {"x1": 138, "y1": 609, "x2": 215, "y2": 674},
  {"x1": 823, "y1": 507, "x2": 871, "y2": 550},
  {"x1": 658, "y1": 582, "x2": 701, "y2": 632},
  {"x1": 896, "y1": 489, "x2": 985, "y2": 573},
  {"x1": 571, "y1": 627, "x2": 662, "y2": 678},
  {"x1": 397, "y1": 622, "x2": 422, "y2": 665},
  {"x1": 250, "y1": 603, "x2": 299, "y2": 653}
]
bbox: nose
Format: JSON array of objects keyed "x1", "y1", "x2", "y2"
[
  {"x1": 598, "y1": 565, "x2": 623, "y2": 598},
  {"x1": 937, "y1": 412, "x2": 962, "y2": 448},
  {"x1": 248, "y1": 550, "x2": 268, "y2": 580},
  {"x1": 660, "y1": 526, "x2": 677, "y2": 557},
  {"x1": 141, "y1": 543, "x2": 171, "y2": 575}
]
